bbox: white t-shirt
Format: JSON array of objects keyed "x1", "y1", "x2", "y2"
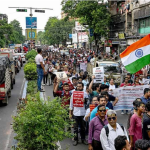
[
  {"x1": 35, "y1": 54, "x2": 43, "y2": 65},
  {"x1": 109, "y1": 84, "x2": 116, "y2": 90}
]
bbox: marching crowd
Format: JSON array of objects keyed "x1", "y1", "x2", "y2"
[{"x1": 35, "y1": 47, "x2": 150, "y2": 150}]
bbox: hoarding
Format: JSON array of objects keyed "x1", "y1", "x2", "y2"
[
  {"x1": 26, "y1": 17, "x2": 37, "y2": 28},
  {"x1": 26, "y1": 29, "x2": 37, "y2": 40}
]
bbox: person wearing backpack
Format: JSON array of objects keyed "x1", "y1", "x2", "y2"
[
  {"x1": 88, "y1": 105, "x2": 108, "y2": 150},
  {"x1": 54, "y1": 80, "x2": 72, "y2": 108},
  {"x1": 100, "y1": 110, "x2": 129, "y2": 150}
]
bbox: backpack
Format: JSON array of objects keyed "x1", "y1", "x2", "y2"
[{"x1": 104, "y1": 124, "x2": 125, "y2": 137}]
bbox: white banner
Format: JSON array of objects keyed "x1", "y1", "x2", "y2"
[
  {"x1": 80, "y1": 63, "x2": 87, "y2": 72},
  {"x1": 93, "y1": 67, "x2": 104, "y2": 83},
  {"x1": 111, "y1": 85, "x2": 149, "y2": 110},
  {"x1": 78, "y1": 32, "x2": 88, "y2": 42},
  {"x1": 55, "y1": 72, "x2": 68, "y2": 81},
  {"x1": 75, "y1": 21, "x2": 86, "y2": 31},
  {"x1": 72, "y1": 33, "x2": 77, "y2": 43}
]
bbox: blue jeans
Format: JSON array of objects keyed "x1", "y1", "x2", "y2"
[{"x1": 37, "y1": 68, "x2": 44, "y2": 91}]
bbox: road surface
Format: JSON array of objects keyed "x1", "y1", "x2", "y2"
[
  {"x1": 44, "y1": 85, "x2": 129, "y2": 150},
  {"x1": 0, "y1": 68, "x2": 25, "y2": 150},
  {"x1": 0, "y1": 70, "x2": 128, "y2": 150}
]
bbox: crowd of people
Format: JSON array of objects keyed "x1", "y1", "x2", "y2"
[{"x1": 35, "y1": 47, "x2": 150, "y2": 150}]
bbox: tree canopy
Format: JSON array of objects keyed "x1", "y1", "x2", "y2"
[
  {"x1": 61, "y1": 0, "x2": 111, "y2": 41},
  {"x1": 37, "y1": 17, "x2": 74, "y2": 46},
  {"x1": 0, "y1": 19, "x2": 25, "y2": 47}
]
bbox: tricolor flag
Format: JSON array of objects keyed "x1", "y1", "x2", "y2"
[{"x1": 120, "y1": 34, "x2": 150, "y2": 74}]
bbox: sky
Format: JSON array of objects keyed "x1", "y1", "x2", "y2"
[{"x1": 0, "y1": 0, "x2": 62, "y2": 35}]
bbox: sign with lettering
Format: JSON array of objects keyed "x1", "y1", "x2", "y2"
[
  {"x1": 111, "y1": 85, "x2": 149, "y2": 110},
  {"x1": 93, "y1": 67, "x2": 104, "y2": 83},
  {"x1": 56, "y1": 72, "x2": 68, "y2": 81},
  {"x1": 73, "y1": 91, "x2": 84, "y2": 107}
]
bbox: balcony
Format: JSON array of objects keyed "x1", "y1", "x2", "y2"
[{"x1": 134, "y1": 5, "x2": 150, "y2": 19}]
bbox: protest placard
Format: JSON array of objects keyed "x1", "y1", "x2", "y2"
[
  {"x1": 93, "y1": 67, "x2": 104, "y2": 83},
  {"x1": 55, "y1": 72, "x2": 68, "y2": 81},
  {"x1": 73, "y1": 91, "x2": 84, "y2": 107},
  {"x1": 143, "y1": 79, "x2": 150, "y2": 85},
  {"x1": 90, "y1": 104, "x2": 98, "y2": 112},
  {"x1": 111, "y1": 85, "x2": 149, "y2": 110},
  {"x1": 80, "y1": 63, "x2": 87, "y2": 72},
  {"x1": 62, "y1": 78, "x2": 74, "y2": 91}
]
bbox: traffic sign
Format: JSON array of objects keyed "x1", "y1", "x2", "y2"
[
  {"x1": 16, "y1": 9, "x2": 27, "y2": 12},
  {"x1": 35, "y1": 10, "x2": 45, "y2": 13}
]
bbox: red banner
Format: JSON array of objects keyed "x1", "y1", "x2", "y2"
[{"x1": 73, "y1": 91, "x2": 84, "y2": 107}]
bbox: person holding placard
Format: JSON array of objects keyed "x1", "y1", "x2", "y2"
[{"x1": 69, "y1": 82, "x2": 88, "y2": 146}]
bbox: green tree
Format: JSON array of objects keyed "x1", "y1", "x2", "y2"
[
  {"x1": 37, "y1": 31, "x2": 45, "y2": 45},
  {"x1": 61, "y1": 0, "x2": 111, "y2": 48},
  {"x1": 44, "y1": 17, "x2": 74, "y2": 46},
  {"x1": 9, "y1": 19, "x2": 25, "y2": 44},
  {"x1": 0, "y1": 19, "x2": 13, "y2": 47}
]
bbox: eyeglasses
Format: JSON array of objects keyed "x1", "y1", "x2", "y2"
[
  {"x1": 98, "y1": 109, "x2": 106, "y2": 112},
  {"x1": 108, "y1": 117, "x2": 116, "y2": 121}
]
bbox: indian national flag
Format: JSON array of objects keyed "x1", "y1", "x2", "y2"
[{"x1": 120, "y1": 34, "x2": 150, "y2": 74}]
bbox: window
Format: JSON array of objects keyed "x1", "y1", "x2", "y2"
[{"x1": 146, "y1": 18, "x2": 149, "y2": 27}]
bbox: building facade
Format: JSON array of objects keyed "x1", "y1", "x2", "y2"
[{"x1": 108, "y1": 0, "x2": 150, "y2": 54}]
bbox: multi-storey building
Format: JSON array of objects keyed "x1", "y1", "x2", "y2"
[{"x1": 108, "y1": 0, "x2": 150, "y2": 54}]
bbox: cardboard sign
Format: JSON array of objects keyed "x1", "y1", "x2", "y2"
[
  {"x1": 73, "y1": 91, "x2": 84, "y2": 107},
  {"x1": 56, "y1": 72, "x2": 68, "y2": 81},
  {"x1": 93, "y1": 67, "x2": 104, "y2": 83}
]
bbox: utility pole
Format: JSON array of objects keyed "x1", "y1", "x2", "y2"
[{"x1": 9, "y1": 7, "x2": 53, "y2": 50}]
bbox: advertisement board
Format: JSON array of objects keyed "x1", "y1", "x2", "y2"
[
  {"x1": 78, "y1": 32, "x2": 88, "y2": 42},
  {"x1": 26, "y1": 29, "x2": 37, "y2": 40},
  {"x1": 72, "y1": 33, "x2": 77, "y2": 43},
  {"x1": 26, "y1": 17, "x2": 37, "y2": 28},
  {"x1": 75, "y1": 21, "x2": 86, "y2": 31}
]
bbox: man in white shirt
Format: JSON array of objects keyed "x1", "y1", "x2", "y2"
[
  {"x1": 100, "y1": 110, "x2": 129, "y2": 150},
  {"x1": 35, "y1": 48, "x2": 46, "y2": 92},
  {"x1": 69, "y1": 82, "x2": 88, "y2": 146}
]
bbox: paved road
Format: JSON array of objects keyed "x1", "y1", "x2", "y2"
[
  {"x1": 44, "y1": 85, "x2": 129, "y2": 150},
  {"x1": 0, "y1": 69, "x2": 128, "y2": 150},
  {"x1": 0, "y1": 68, "x2": 25, "y2": 150}
]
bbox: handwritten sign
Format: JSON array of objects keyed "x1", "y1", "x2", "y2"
[
  {"x1": 73, "y1": 91, "x2": 84, "y2": 107},
  {"x1": 56, "y1": 72, "x2": 68, "y2": 81}
]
